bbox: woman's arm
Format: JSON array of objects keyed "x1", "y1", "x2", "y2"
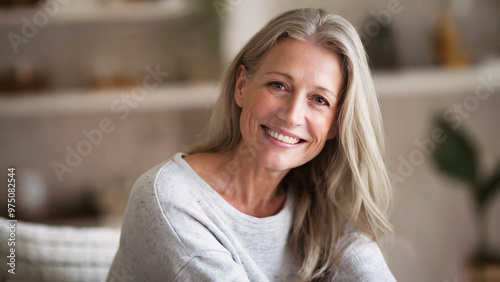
[
  {"x1": 107, "y1": 163, "x2": 251, "y2": 282},
  {"x1": 334, "y1": 234, "x2": 397, "y2": 282}
]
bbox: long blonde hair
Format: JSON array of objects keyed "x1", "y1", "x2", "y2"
[{"x1": 191, "y1": 8, "x2": 393, "y2": 281}]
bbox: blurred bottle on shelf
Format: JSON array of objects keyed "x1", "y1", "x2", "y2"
[
  {"x1": 435, "y1": 9, "x2": 472, "y2": 69},
  {"x1": 363, "y1": 22, "x2": 400, "y2": 71}
]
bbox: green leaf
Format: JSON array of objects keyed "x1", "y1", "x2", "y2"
[
  {"x1": 478, "y1": 164, "x2": 500, "y2": 207},
  {"x1": 431, "y1": 115, "x2": 478, "y2": 187}
]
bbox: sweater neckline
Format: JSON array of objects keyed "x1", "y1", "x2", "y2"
[{"x1": 173, "y1": 152, "x2": 294, "y2": 228}]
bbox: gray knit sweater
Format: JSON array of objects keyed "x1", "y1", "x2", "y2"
[{"x1": 107, "y1": 153, "x2": 396, "y2": 282}]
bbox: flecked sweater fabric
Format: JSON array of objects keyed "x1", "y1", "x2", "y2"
[{"x1": 107, "y1": 152, "x2": 397, "y2": 282}]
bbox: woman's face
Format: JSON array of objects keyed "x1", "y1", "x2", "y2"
[{"x1": 235, "y1": 38, "x2": 344, "y2": 172}]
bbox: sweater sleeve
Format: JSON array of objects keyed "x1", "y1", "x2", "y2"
[
  {"x1": 333, "y1": 234, "x2": 397, "y2": 282},
  {"x1": 107, "y1": 163, "x2": 250, "y2": 282},
  {"x1": 173, "y1": 253, "x2": 250, "y2": 282}
]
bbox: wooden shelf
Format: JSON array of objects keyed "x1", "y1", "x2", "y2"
[
  {"x1": 0, "y1": 81, "x2": 219, "y2": 117},
  {"x1": 373, "y1": 60, "x2": 500, "y2": 97},
  {"x1": 1, "y1": 61, "x2": 499, "y2": 118}
]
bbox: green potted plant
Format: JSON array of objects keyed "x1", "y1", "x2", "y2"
[{"x1": 431, "y1": 116, "x2": 500, "y2": 282}]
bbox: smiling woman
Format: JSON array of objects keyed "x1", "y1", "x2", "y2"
[
  {"x1": 108, "y1": 8, "x2": 396, "y2": 282},
  {"x1": 233, "y1": 38, "x2": 342, "y2": 173}
]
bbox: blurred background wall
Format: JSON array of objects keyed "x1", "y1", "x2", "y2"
[{"x1": 1, "y1": 0, "x2": 499, "y2": 281}]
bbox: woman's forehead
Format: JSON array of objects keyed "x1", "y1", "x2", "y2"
[
  {"x1": 254, "y1": 38, "x2": 343, "y2": 93},
  {"x1": 259, "y1": 38, "x2": 341, "y2": 71}
]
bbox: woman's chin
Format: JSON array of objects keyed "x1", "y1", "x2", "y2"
[{"x1": 256, "y1": 150, "x2": 299, "y2": 172}]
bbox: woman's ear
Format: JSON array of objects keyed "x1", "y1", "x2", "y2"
[{"x1": 234, "y1": 65, "x2": 247, "y2": 108}]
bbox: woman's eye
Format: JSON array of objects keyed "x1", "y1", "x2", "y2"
[
  {"x1": 314, "y1": 96, "x2": 329, "y2": 106},
  {"x1": 269, "y1": 82, "x2": 286, "y2": 91}
]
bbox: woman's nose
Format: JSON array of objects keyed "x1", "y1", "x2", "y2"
[{"x1": 277, "y1": 92, "x2": 306, "y2": 126}]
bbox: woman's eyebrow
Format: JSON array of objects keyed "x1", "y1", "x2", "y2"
[
  {"x1": 315, "y1": 86, "x2": 337, "y2": 97},
  {"x1": 265, "y1": 71, "x2": 337, "y2": 97},
  {"x1": 264, "y1": 71, "x2": 294, "y2": 80}
]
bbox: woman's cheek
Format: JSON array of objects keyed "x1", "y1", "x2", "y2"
[{"x1": 315, "y1": 114, "x2": 335, "y2": 140}]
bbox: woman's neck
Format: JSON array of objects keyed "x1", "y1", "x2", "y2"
[{"x1": 184, "y1": 144, "x2": 288, "y2": 217}]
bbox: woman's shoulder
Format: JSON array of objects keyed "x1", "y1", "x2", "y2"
[
  {"x1": 122, "y1": 152, "x2": 217, "y2": 239},
  {"x1": 129, "y1": 152, "x2": 204, "y2": 207},
  {"x1": 335, "y1": 233, "x2": 397, "y2": 281},
  {"x1": 111, "y1": 153, "x2": 244, "y2": 281}
]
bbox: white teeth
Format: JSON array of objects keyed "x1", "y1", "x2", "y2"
[{"x1": 265, "y1": 128, "x2": 300, "y2": 144}]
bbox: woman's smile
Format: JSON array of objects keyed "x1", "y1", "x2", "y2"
[{"x1": 261, "y1": 125, "x2": 306, "y2": 148}]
